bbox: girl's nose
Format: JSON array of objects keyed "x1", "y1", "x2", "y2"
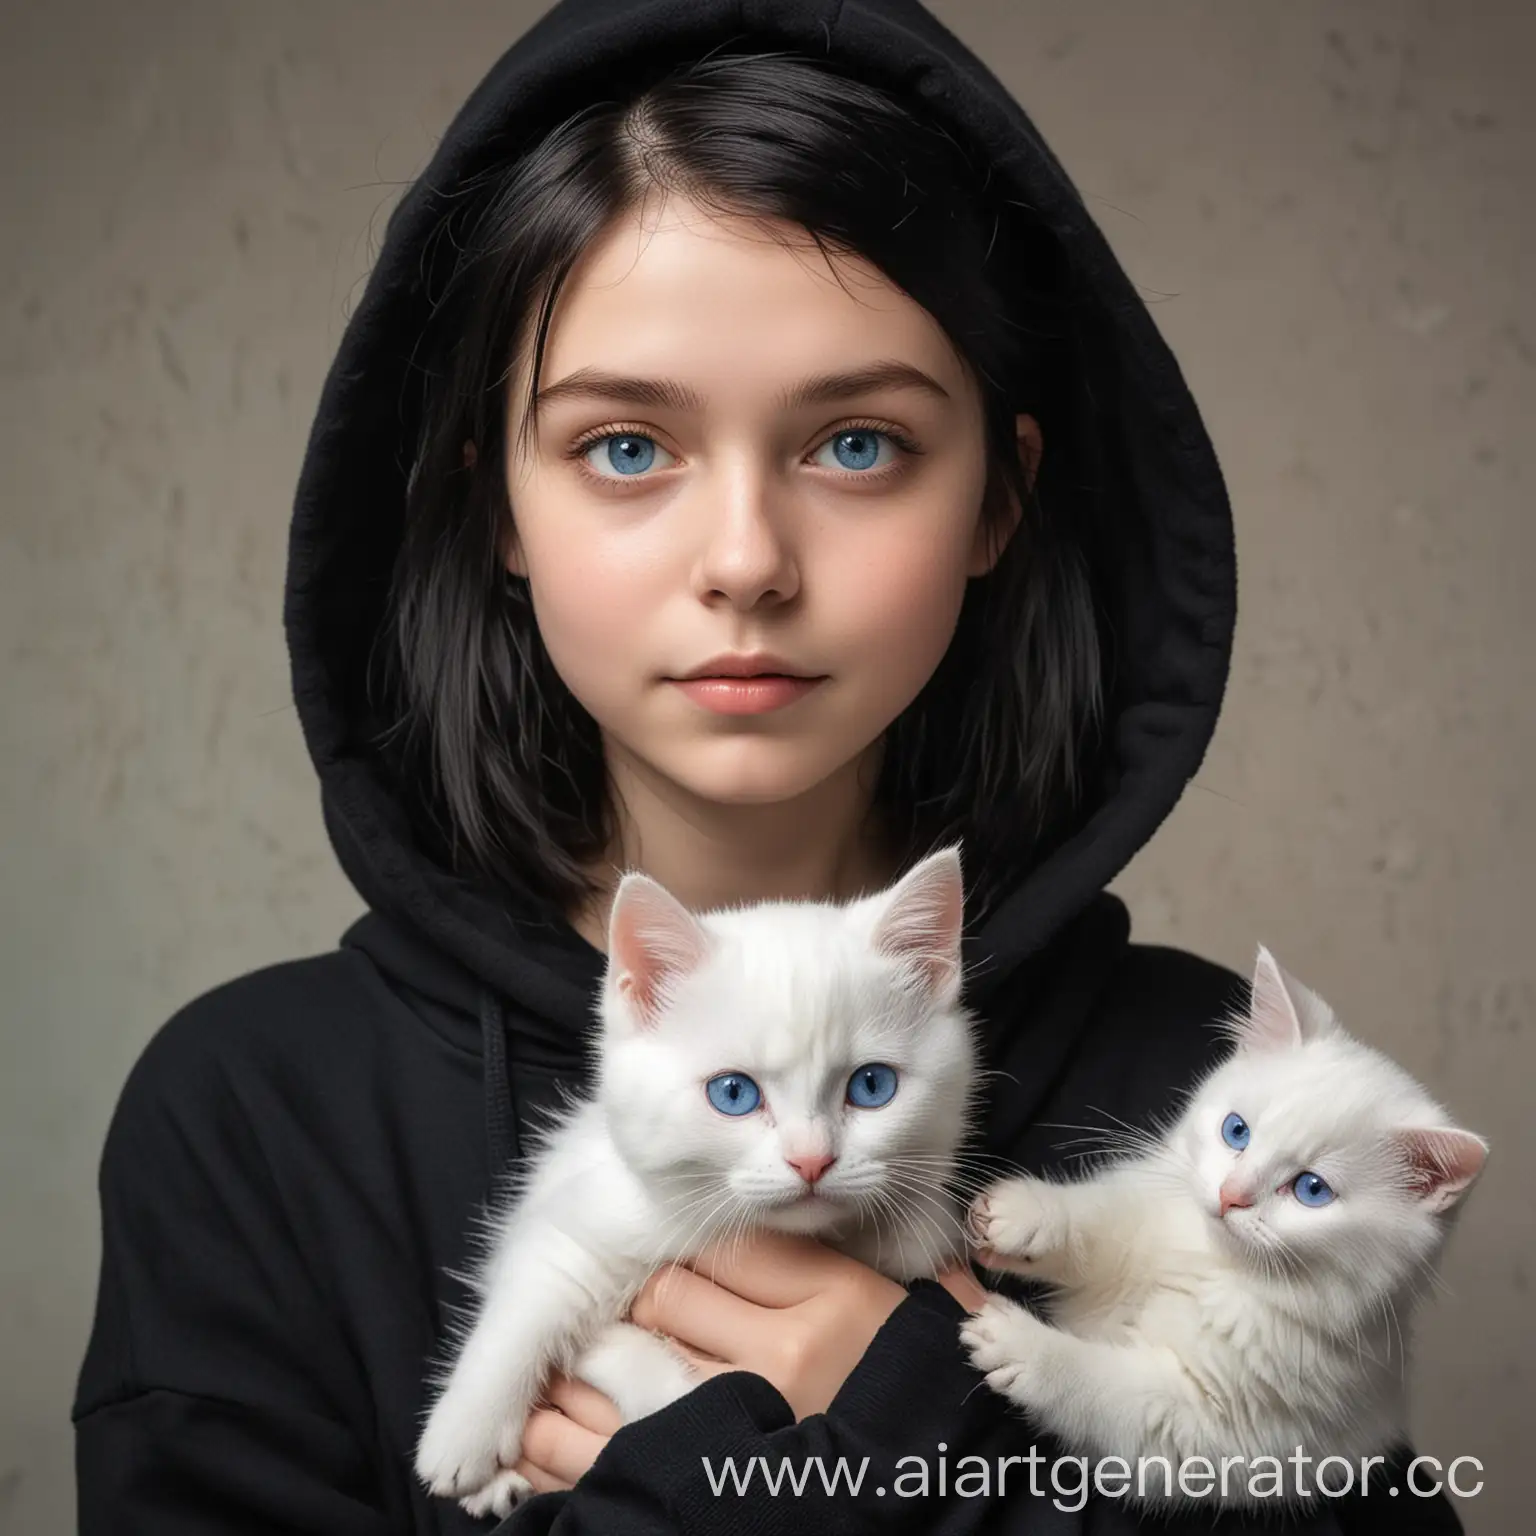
[{"x1": 693, "y1": 468, "x2": 801, "y2": 609}]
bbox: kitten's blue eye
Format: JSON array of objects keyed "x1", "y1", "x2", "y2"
[
  {"x1": 1221, "y1": 1112, "x2": 1251, "y2": 1150},
  {"x1": 846, "y1": 1063, "x2": 898, "y2": 1108},
  {"x1": 1293, "y1": 1171, "x2": 1335, "y2": 1207},
  {"x1": 705, "y1": 1073, "x2": 762, "y2": 1116}
]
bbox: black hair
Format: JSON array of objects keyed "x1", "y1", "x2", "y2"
[{"x1": 379, "y1": 45, "x2": 1106, "y2": 927}]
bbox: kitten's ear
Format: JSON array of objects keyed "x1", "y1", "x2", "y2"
[
  {"x1": 606, "y1": 874, "x2": 710, "y2": 1030},
  {"x1": 1390, "y1": 1127, "x2": 1489, "y2": 1215},
  {"x1": 870, "y1": 844, "x2": 965, "y2": 1007},
  {"x1": 1238, "y1": 945, "x2": 1335, "y2": 1052}
]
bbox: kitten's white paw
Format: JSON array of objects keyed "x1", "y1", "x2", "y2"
[
  {"x1": 459, "y1": 1466, "x2": 536, "y2": 1520},
  {"x1": 968, "y1": 1177, "x2": 1066, "y2": 1269},
  {"x1": 414, "y1": 1388, "x2": 526, "y2": 1504},
  {"x1": 960, "y1": 1295, "x2": 1050, "y2": 1401},
  {"x1": 576, "y1": 1321, "x2": 699, "y2": 1424}
]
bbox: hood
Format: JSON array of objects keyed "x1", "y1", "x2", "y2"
[{"x1": 287, "y1": 0, "x2": 1236, "y2": 1040}]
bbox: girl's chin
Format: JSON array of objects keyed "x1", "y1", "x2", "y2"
[
  {"x1": 652, "y1": 739, "x2": 882, "y2": 806},
  {"x1": 654, "y1": 765, "x2": 845, "y2": 809}
]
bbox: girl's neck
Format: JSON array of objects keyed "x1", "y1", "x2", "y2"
[{"x1": 566, "y1": 740, "x2": 903, "y2": 954}]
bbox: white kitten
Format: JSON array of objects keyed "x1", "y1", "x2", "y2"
[
  {"x1": 416, "y1": 845, "x2": 979, "y2": 1519},
  {"x1": 962, "y1": 945, "x2": 1487, "y2": 1506}
]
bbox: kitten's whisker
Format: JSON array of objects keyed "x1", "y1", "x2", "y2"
[
  {"x1": 872, "y1": 1169, "x2": 971, "y2": 1240},
  {"x1": 658, "y1": 1186, "x2": 745, "y2": 1268}
]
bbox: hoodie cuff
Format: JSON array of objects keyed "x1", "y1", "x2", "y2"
[
  {"x1": 494, "y1": 1371, "x2": 796, "y2": 1533},
  {"x1": 615, "y1": 1369, "x2": 800, "y2": 1524},
  {"x1": 826, "y1": 1279, "x2": 1001, "y2": 1452}
]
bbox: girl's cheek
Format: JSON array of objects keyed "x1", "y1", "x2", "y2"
[
  {"x1": 838, "y1": 536, "x2": 971, "y2": 639},
  {"x1": 536, "y1": 580, "x2": 651, "y2": 672},
  {"x1": 520, "y1": 515, "x2": 663, "y2": 611}
]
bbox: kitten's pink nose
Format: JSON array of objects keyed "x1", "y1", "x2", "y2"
[
  {"x1": 1219, "y1": 1181, "x2": 1254, "y2": 1217},
  {"x1": 787, "y1": 1154, "x2": 836, "y2": 1186}
]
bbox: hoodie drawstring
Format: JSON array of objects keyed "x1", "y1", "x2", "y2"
[{"x1": 478, "y1": 988, "x2": 517, "y2": 1181}]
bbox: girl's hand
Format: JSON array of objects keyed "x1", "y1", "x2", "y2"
[
  {"x1": 512, "y1": 1373, "x2": 623, "y2": 1493},
  {"x1": 514, "y1": 1236, "x2": 990, "y2": 1491},
  {"x1": 629, "y1": 1229, "x2": 987, "y2": 1420}
]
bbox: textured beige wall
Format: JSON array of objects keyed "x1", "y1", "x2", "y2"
[{"x1": 2, "y1": 2, "x2": 1529, "y2": 1530}]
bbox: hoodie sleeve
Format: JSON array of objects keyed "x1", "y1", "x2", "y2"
[
  {"x1": 498, "y1": 1283, "x2": 1462, "y2": 1536},
  {"x1": 72, "y1": 1005, "x2": 399, "y2": 1535},
  {"x1": 498, "y1": 1280, "x2": 1001, "y2": 1536}
]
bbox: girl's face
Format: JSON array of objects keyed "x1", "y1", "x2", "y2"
[{"x1": 501, "y1": 193, "x2": 1037, "y2": 817}]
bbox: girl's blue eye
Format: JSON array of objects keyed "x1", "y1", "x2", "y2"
[
  {"x1": 1221, "y1": 1112, "x2": 1251, "y2": 1150},
  {"x1": 705, "y1": 1073, "x2": 761, "y2": 1116},
  {"x1": 583, "y1": 433, "x2": 673, "y2": 478},
  {"x1": 846, "y1": 1063, "x2": 898, "y2": 1108},
  {"x1": 581, "y1": 429, "x2": 906, "y2": 480},
  {"x1": 1293, "y1": 1171, "x2": 1335, "y2": 1207},
  {"x1": 815, "y1": 429, "x2": 896, "y2": 474}
]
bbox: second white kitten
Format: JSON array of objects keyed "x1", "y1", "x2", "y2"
[{"x1": 962, "y1": 946, "x2": 1487, "y2": 1506}]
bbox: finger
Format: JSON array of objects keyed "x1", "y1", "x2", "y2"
[
  {"x1": 935, "y1": 1262, "x2": 990, "y2": 1313},
  {"x1": 513, "y1": 1456, "x2": 572, "y2": 1495},
  {"x1": 631, "y1": 1263, "x2": 760, "y2": 1360},
  {"x1": 670, "y1": 1339, "x2": 727, "y2": 1366},
  {"x1": 544, "y1": 1373, "x2": 624, "y2": 1437},
  {"x1": 519, "y1": 1404, "x2": 610, "y2": 1488},
  {"x1": 669, "y1": 1339, "x2": 734, "y2": 1376},
  {"x1": 685, "y1": 1229, "x2": 843, "y2": 1306}
]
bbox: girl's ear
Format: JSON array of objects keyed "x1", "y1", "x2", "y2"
[
  {"x1": 606, "y1": 874, "x2": 711, "y2": 1029},
  {"x1": 473, "y1": 439, "x2": 527, "y2": 577},
  {"x1": 870, "y1": 843, "x2": 966, "y2": 1006},
  {"x1": 500, "y1": 519, "x2": 528, "y2": 579},
  {"x1": 1015, "y1": 412, "x2": 1043, "y2": 495},
  {"x1": 967, "y1": 413, "x2": 1040, "y2": 577}
]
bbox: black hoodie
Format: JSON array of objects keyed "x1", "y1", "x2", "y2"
[{"x1": 73, "y1": 2, "x2": 1461, "y2": 1533}]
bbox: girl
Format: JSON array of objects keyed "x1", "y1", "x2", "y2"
[{"x1": 73, "y1": 1, "x2": 1460, "y2": 1532}]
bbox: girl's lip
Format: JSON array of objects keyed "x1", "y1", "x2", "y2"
[{"x1": 669, "y1": 676, "x2": 827, "y2": 715}]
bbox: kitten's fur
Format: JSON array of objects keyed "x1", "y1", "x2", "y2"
[
  {"x1": 416, "y1": 846, "x2": 978, "y2": 1518},
  {"x1": 962, "y1": 946, "x2": 1488, "y2": 1505}
]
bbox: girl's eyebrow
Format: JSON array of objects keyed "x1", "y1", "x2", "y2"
[{"x1": 533, "y1": 360, "x2": 952, "y2": 415}]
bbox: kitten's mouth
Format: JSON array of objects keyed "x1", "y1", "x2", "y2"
[
  {"x1": 780, "y1": 1186, "x2": 845, "y2": 1210},
  {"x1": 1213, "y1": 1206, "x2": 1264, "y2": 1245},
  {"x1": 755, "y1": 1188, "x2": 848, "y2": 1235}
]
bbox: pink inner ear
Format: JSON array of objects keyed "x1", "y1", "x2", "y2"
[
  {"x1": 1391, "y1": 1127, "x2": 1489, "y2": 1213},
  {"x1": 1238, "y1": 945, "x2": 1306, "y2": 1053},
  {"x1": 872, "y1": 846, "x2": 965, "y2": 999},
  {"x1": 609, "y1": 878, "x2": 709, "y2": 1027}
]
